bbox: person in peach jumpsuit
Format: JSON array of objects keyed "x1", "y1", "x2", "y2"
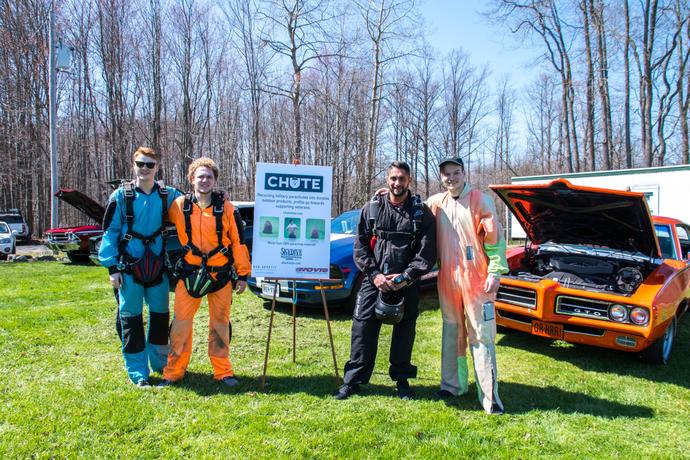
[{"x1": 426, "y1": 157, "x2": 508, "y2": 414}]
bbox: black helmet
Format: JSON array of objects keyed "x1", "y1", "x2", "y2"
[{"x1": 375, "y1": 291, "x2": 405, "y2": 324}]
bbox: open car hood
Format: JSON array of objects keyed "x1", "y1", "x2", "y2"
[
  {"x1": 490, "y1": 179, "x2": 661, "y2": 258},
  {"x1": 55, "y1": 189, "x2": 105, "y2": 224}
]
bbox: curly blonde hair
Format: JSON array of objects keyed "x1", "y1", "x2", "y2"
[{"x1": 188, "y1": 157, "x2": 219, "y2": 182}]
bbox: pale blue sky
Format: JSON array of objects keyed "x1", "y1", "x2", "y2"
[
  {"x1": 418, "y1": 1, "x2": 542, "y2": 151},
  {"x1": 421, "y1": 0, "x2": 541, "y2": 90}
]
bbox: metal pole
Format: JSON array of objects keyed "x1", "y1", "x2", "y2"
[{"x1": 49, "y1": 3, "x2": 59, "y2": 228}]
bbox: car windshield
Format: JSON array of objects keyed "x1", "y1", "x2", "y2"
[
  {"x1": 0, "y1": 215, "x2": 22, "y2": 224},
  {"x1": 654, "y1": 224, "x2": 677, "y2": 259},
  {"x1": 0, "y1": 222, "x2": 10, "y2": 233},
  {"x1": 331, "y1": 210, "x2": 360, "y2": 234}
]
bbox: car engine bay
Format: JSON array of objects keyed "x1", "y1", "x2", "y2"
[{"x1": 504, "y1": 245, "x2": 659, "y2": 295}]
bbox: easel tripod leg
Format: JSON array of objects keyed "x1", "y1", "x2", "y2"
[
  {"x1": 261, "y1": 285, "x2": 278, "y2": 389},
  {"x1": 320, "y1": 281, "x2": 341, "y2": 383},
  {"x1": 292, "y1": 280, "x2": 297, "y2": 364}
]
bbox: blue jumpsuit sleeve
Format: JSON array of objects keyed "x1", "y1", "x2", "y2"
[
  {"x1": 98, "y1": 189, "x2": 124, "y2": 271},
  {"x1": 166, "y1": 186, "x2": 184, "y2": 208}
]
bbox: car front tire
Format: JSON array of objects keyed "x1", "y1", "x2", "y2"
[
  {"x1": 66, "y1": 251, "x2": 93, "y2": 264},
  {"x1": 640, "y1": 316, "x2": 677, "y2": 365}
]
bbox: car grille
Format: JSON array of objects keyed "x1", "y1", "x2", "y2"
[
  {"x1": 47, "y1": 232, "x2": 76, "y2": 243},
  {"x1": 556, "y1": 296, "x2": 610, "y2": 321},
  {"x1": 496, "y1": 285, "x2": 537, "y2": 308}
]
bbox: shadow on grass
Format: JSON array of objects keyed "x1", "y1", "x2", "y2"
[
  {"x1": 259, "y1": 288, "x2": 440, "y2": 321},
  {"x1": 496, "y1": 320, "x2": 690, "y2": 388},
  {"x1": 438, "y1": 382, "x2": 654, "y2": 418},
  {"x1": 161, "y1": 372, "x2": 653, "y2": 418},
  {"x1": 154, "y1": 371, "x2": 343, "y2": 397},
  {"x1": 260, "y1": 300, "x2": 351, "y2": 321}
]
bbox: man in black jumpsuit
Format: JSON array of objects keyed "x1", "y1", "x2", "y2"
[{"x1": 335, "y1": 161, "x2": 436, "y2": 400}]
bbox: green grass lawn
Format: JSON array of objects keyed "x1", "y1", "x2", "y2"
[{"x1": 1, "y1": 262, "x2": 689, "y2": 458}]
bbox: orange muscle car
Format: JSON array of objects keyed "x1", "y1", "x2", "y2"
[{"x1": 491, "y1": 179, "x2": 690, "y2": 364}]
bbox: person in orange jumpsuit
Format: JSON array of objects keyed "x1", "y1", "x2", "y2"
[
  {"x1": 159, "y1": 157, "x2": 251, "y2": 387},
  {"x1": 426, "y1": 157, "x2": 508, "y2": 414}
]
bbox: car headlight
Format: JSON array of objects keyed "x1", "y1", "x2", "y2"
[
  {"x1": 629, "y1": 307, "x2": 650, "y2": 325},
  {"x1": 608, "y1": 304, "x2": 628, "y2": 322},
  {"x1": 0, "y1": 238, "x2": 11, "y2": 244}
]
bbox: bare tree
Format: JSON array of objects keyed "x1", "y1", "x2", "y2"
[
  {"x1": 581, "y1": 0, "x2": 596, "y2": 170},
  {"x1": 525, "y1": 74, "x2": 559, "y2": 174},
  {"x1": 673, "y1": 0, "x2": 690, "y2": 163},
  {"x1": 259, "y1": 0, "x2": 342, "y2": 162},
  {"x1": 440, "y1": 49, "x2": 490, "y2": 177},
  {"x1": 223, "y1": 0, "x2": 269, "y2": 193},
  {"x1": 95, "y1": 0, "x2": 139, "y2": 180},
  {"x1": 590, "y1": 0, "x2": 613, "y2": 169},
  {"x1": 493, "y1": 76, "x2": 517, "y2": 176},
  {"x1": 413, "y1": 47, "x2": 440, "y2": 197},
  {"x1": 356, "y1": 0, "x2": 419, "y2": 196},
  {"x1": 624, "y1": 0, "x2": 633, "y2": 167},
  {"x1": 629, "y1": 0, "x2": 682, "y2": 166},
  {"x1": 492, "y1": 1, "x2": 581, "y2": 172}
]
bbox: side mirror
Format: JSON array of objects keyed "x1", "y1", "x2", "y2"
[{"x1": 11, "y1": 230, "x2": 18, "y2": 236}]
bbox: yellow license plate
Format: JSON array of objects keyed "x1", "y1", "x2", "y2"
[{"x1": 531, "y1": 320, "x2": 564, "y2": 339}]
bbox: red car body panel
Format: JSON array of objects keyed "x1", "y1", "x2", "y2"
[{"x1": 44, "y1": 189, "x2": 105, "y2": 257}]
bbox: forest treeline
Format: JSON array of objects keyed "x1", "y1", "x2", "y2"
[{"x1": 1, "y1": 0, "x2": 688, "y2": 235}]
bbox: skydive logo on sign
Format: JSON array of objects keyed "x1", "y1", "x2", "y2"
[
  {"x1": 265, "y1": 173, "x2": 323, "y2": 193},
  {"x1": 280, "y1": 248, "x2": 303, "y2": 260}
]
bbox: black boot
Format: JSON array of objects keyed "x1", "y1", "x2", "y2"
[
  {"x1": 333, "y1": 383, "x2": 360, "y2": 400},
  {"x1": 396, "y1": 380, "x2": 415, "y2": 400}
]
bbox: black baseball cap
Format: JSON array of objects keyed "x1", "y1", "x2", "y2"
[{"x1": 439, "y1": 157, "x2": 464, "y2": 169}]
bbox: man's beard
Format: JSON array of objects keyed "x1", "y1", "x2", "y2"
[{"x1": 390, "y1": 186, "x2": 408, "y2": 197}]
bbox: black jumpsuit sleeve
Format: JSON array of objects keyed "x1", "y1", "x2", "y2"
[
  {"x1": 402, "y1": 204, "x2": 437, "y2": 282},
  {"x1": 353, "y1": 204, "x2": 382, "y2": 281}
]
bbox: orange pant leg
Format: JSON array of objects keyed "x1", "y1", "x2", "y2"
[
  {"x1": 163, "y1": 280, "x2": 202, "y2": 381},
  {"x1": 207, "y1": 282, "x2": 234, "y2": 380}
]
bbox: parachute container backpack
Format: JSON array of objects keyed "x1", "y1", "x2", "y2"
[{"x1": 178, "y1": 192, "x2": 237, "y2": 298}]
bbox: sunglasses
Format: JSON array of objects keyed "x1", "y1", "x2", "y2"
[{"x1": 135, "y1": 161, "x2": 157, "y2": 169}]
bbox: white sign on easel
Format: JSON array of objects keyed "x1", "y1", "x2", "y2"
[{"x1": 252, "y1": 162, "x2": 333, "y2": 278}]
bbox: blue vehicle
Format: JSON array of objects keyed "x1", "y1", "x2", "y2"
[{"x1": 247, "y1": 210, "x2": 363, "y2": 312}]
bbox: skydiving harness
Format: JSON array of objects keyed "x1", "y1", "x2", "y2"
[
  {"x1": 365, "y1": 192, "x2": 425, "y2": 252},
  {"x1": 364, "y1": 192, "x2": 424, "y2": 322},
  {"x1": 173, "y1": 191, "x2": 238, "y2": 298},
  {"x1": 116, "y1": 181, "x2": 169, "y2": 287}
]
